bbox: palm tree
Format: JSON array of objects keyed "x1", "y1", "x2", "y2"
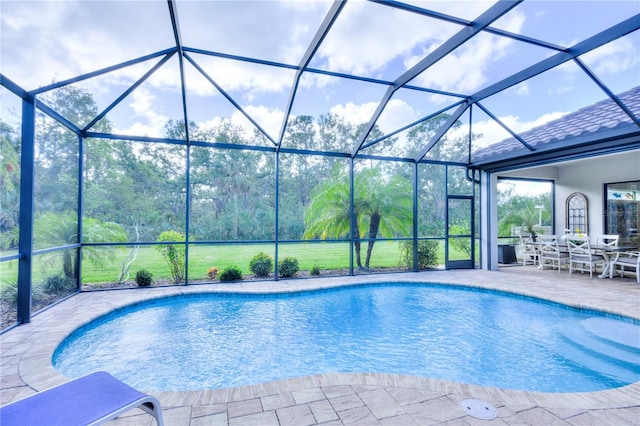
[
  {"x1": 32, "y1": 211, "x2": 127, "y2": 278},
  {"x1": 303, "y1": 169, "x2": 363, "y2": 265},
  {"x1": 497, "y1": 192, "x2": 551, "y2": 240},
  {"x1": 303, "y1": 167, "x2": 412, "y2": 269},
  {"x1": 358, "y1": 169, "x2": 412, "y2": 268},
  {"x1": 499, "y1": 207, "x2": 540, "y2": 239}
]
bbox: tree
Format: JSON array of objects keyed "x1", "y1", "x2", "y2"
[
  {"x1": 189, "y1": 121, "x2": 274, "y2": 241},
  {"x1": 408, "y1": 115, "x2": 455, "y2": 237},
  {"x1": 497, "y1": 182, "x2": 552, "y2": 238},
  {"x1": 303, "y1": 167, "x2": 357, "y2": 255},
  {"x1": 279, "y1": 115, "x2": 325, "y2": 239},
  {"x1": 303, "y1": 166, "x2": 412, "y2": 269},
  {"x1": 358, "y1": 168, "x2": 413, "y2": 268},
  {"x1": 406, "y1": 114, "x2": 477, "y2": 238},
  {"x1": 317, "y1": 113, "x2": 360, "y2": 153},
  {"x1": 36, "y1": 86, "x2": 112, "y2": 214},
  {"x1": 0, "y1": 121, "x2": 21, "y2": 250},
  {"x1": 155, "y1": 230, "x2": 186, "y2": 283},
  {"x1": 31, "y1": 211, "x2": 126, "y2": 278}
]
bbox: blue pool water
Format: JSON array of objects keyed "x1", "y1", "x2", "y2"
[{"x1": 53, "y1": 284, "x2": 640, "y2": 392}]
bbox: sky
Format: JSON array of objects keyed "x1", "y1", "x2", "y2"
[{"x1": 1, "y1": 0, "x2": 639, "y2": 153}]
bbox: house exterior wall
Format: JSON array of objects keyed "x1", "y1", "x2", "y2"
[{"x1": 554, "y1": 151, "x2": 640, "y2": 237}]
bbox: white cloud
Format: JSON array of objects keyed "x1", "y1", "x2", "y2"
[
  {"x1": 494, "y1": 8, "x2": 527, "y2": 33},
  {"x1": 175, "y1": 0, "x2": 329, "y2": 65},
  {"x1": 376, "y1": 99, "x2": 421, "y2": 134},
  {"x1": 408, "y1": 11, "x2": 526, "y2": 93},
  {"x1": 1, "y1": 1, "x2": 173, "y2": 90},
  {"x1": 232, "y1": 106, "x2": 285, "y2": 141},
  {"x1": 580, "y1": 36, "x2": 640, "y2": 75},
  {"x1": 185, "y1": 56, "x2": 295, "y2": 100},
  {"x1": 298, "y1": 72, "x2": 339, "y2": 91},
  {"x1": 313, "y1": 1, "x2": 458, "y2": 77},
  {"x1": 547, "y1": 84, "x2": 574, "y2": 95},
  {"x1": 3, "y1": 0, "x2": 635, "y2": 150},
  {"x1": 506, "y1": 112, "x2": 567, "y2": 133},
  {"x1": 114, "y1": 88, "x2": 169, "y2": 138},
  {"x1": 198, "y1": 116, "x2": 227, "y2": 136},
  {"x1": 312, "y1": 1, "x2": 526, "y2": 96},
  {"x1": 422, "y1": 0, "x2": 497, "y2": 20},
  {"x1": 506, "y1": 82, "x2": 530, "y2": 96},
  {"x1": 330, "y1": 98, "x2": 420, "y2": 135},
  {"x1": 330, "y1": 101, "x2": 377, "y2": 126},
  {"x1": 198, "y1": 105, "x2": 286, "y2": 143},
  {"x1": 463, "y1": 111, "x2": 568, "y2": 148}
]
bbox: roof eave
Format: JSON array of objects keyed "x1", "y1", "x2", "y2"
[{"x1": 471, "y1": 128, "x2": 640, "y2": 173}]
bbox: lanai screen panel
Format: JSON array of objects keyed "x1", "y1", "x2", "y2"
[
  {"x1": 1, "y1": 0, "x2": 174, "y2": 90},
  {"x1": 1, "y1": 0, "x2": 638, "y2": 161}
]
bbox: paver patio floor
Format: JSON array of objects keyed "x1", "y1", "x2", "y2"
[{"x1": 1, "y1": 267, "x2": 639, "y2": 425}]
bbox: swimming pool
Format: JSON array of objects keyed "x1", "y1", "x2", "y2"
[{"x1": 53, "y1": 283, "x2": 640, "y2": 393}]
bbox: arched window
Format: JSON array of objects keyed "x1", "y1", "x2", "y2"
[{"x1": 566, "y1": 192, "x2": 588, "y2": 234}]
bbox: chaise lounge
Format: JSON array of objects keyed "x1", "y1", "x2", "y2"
[{"x1": 0, "y1": 371, "x2": 163, "y2": 426}]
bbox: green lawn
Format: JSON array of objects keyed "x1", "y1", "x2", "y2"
[{"x1": 0, "y1": 240, "x2": 463, "y2": 288}]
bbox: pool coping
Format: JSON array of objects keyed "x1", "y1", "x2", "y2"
[{"x1": 2, "y1": 269, "x2": 639, "y2": 419}]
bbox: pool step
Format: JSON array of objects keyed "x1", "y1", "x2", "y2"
[
  {"x1": 556, "y1": 341, "x2": 639, "y2": 384},
  {"x1": 580, "y1": 317, "x2": 640, "y2": 350},
  {"x1": 558, "y1": 326, "x2": 640, "y2": 384},
  {"x1": 561, "y1": 328, "x2": 640, "y2": 368}
]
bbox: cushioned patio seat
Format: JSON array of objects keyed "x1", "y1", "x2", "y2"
[{"x1": 610, "y1": 251, "x2": 640, "y2": 283}]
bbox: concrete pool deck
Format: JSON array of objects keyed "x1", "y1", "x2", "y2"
[{"x1": 1, "y1": 268, "x2": 639, "y2": 425}]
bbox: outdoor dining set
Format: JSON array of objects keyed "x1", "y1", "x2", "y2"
[{"x1": 519, "y1": 233, "x2": 640, "y2": 282}]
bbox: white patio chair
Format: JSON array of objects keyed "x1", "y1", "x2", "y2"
[
  {"x1": 567, "y1": 236, "x2": 606, "y2": 278},
  {"x1": 519, "y1": 233, "x2": 539, "y2": 266},
  {"x1": 596, "y1": 234, "x2": 619, "y2": 247},
  {"x1": 538, "y1": 235, "x2": 568, "y2": 272},
  {"x1": 609, "y1": 251, "x2": 640, "y2": 283}
]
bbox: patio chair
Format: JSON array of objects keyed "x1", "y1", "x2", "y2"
[
  {"x1": 567, "y1": 236, "x2": 606, "y2": 278},
  {"x1": 609, "y1": 251, "x2": 640, "y2": 283},
  {"x1": 0, "y1": 371, "x2": 164, "y2": 426},
  {"x1": 596, "y1": 234, "x2": 619, "y2": 247},
  {"x1": 519, "y1": 233, "x2": 539, "y2": 266},
  {"x1": 538, "y1": 235, "x2": 568, "y2": 272}
]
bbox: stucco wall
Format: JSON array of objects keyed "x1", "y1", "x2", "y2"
[{"x1": 554, "y1": 151, "x2": 640, "y2": 236}]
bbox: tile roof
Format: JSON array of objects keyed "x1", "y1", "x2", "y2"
[{"x1": 472, "y1": 86, "x2": 640, "y2": 163}]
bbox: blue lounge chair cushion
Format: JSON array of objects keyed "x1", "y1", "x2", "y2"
[{"x1": 0, "y1": 371, "x2": 163, "y2": 426}]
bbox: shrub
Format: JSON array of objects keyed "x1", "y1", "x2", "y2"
[
  {"x1": 278, "y1": 257, "x2": 299, "y2": 278},
  {"x1": 219, "y1": 266, "x2": 243, "y2": 282},
  {"x1": 310, "y1": 265, "x2": 321, "y2": 276},
  {"x1": 44, "y1": 273, "x2": 76, "y2": 293},
  {"x1": 249, "y1": 252, "x2": 273, "y2": 277},
  {"x1": 155, "y1": 230, "x2": 185, "y2": 284},
  {"x1": 207, "y1": 266, "x2": 219, "y2": 280},
  {"x1": 0, "y1": 282, "x2": 18, "y2": 304},
  {"x1": 399, "y1": 240, "x2": 439, "y2": 269},
  {"x1": 135, "y1": 269, "x2": 153, "y2": 287},
  {"x1": 449, "y1": 225, "x2": 473, "y2": 257}
]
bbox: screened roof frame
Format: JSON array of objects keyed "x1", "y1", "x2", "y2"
[
  {"x1": 1, "y1": 0, "x2": 639, "y2": 330},
  {"x1": 1, "y1": 0, "x2": 639, "y2": 168}
]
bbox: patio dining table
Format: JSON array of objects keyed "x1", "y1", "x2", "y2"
[{"x1": 558, "y1": 243, "x2": 639, "y2": 278}]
